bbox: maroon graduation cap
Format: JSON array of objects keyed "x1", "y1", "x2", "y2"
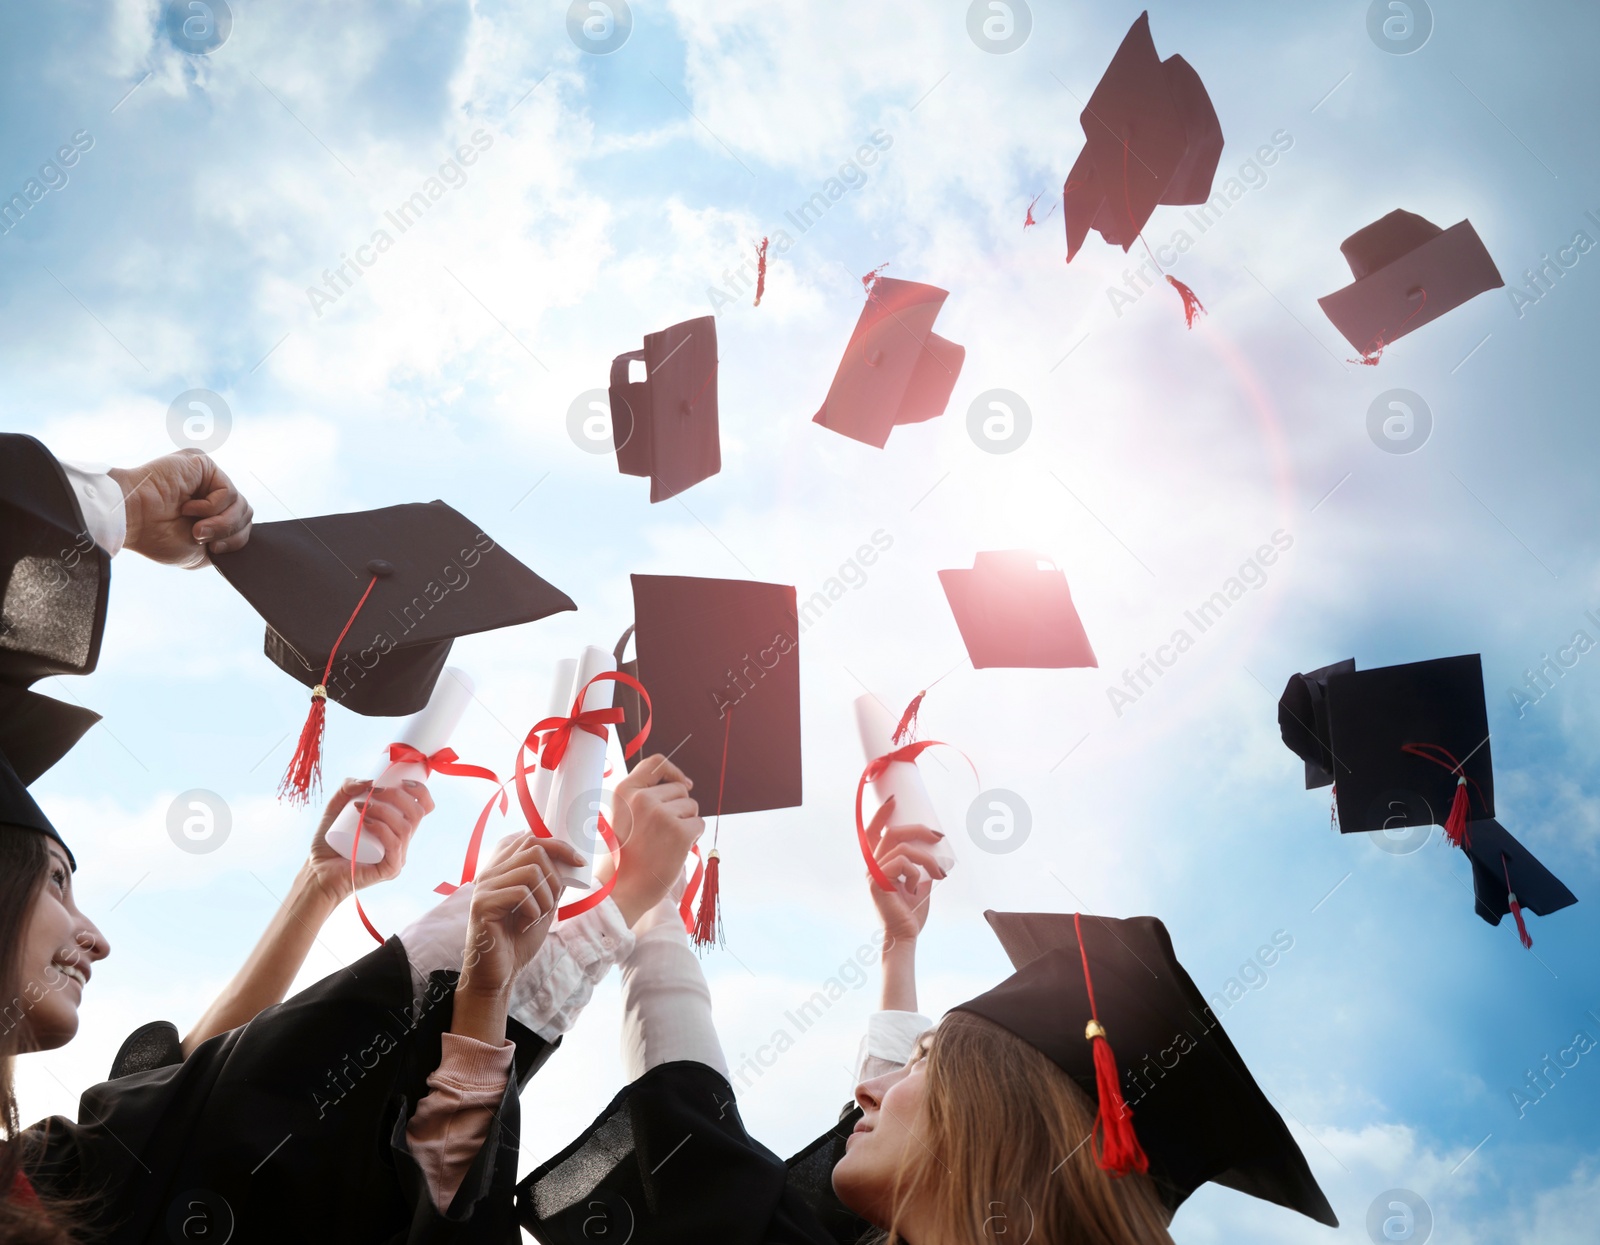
[
  {"x1": 1317, "y1": 210, "x2": 1504, "y2": 363},
  {"x1": 608, "y1": 315, "x2": 721, "y2": 501},
  {"x1": 939, "y1": 551, "x2": 1097, "y2": 669},
  {"x1": 1062, "y1": 11, "x2": 1222, "y2": 325},
  {"x1": 812, "y1": 275, "x2": 965, "y2": 448}
]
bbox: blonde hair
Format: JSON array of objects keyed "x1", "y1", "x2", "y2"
[{"x1": 876, "y1": 1011, "x2": 1174, "y2": 1245}]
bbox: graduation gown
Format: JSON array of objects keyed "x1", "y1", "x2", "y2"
[
  {"x1": 517, "y1": 1060, "x2": 875, "y2": 1245},
  {"x1": 22, "y1": 936, "x2": 556, "y2": 1245}
]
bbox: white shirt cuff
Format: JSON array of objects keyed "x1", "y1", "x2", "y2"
[
  {"x1": 61, "y1": 461, "x2": 126, "y2": 555},
  {"x1": 507, "y1": 898, "x2": 633, "y2": 1042},
  {"x1": 852, "y1": 1009, "x2": 933, "y2": 1086}
]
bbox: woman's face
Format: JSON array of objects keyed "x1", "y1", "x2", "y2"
[
  {"x1": 831, "y1": 1028, "x2": 936, "y2": 1224},
  {"x1": 16, "y1": 842, "x2": 109, "y2": 1052}
]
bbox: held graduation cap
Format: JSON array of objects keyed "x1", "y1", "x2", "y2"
[
  {"x1": 1062, "y1": 11, "x2": 1222, "y2": 325},
  {"x1": 812, "y1": 273, "x2": 965, "y2": 448},
  {"x1": 953, "y1": 910, "x2": 1337, "y2": 1226},
  {"x1": 609, "y1": 315, "x2": 721, "y2": 502},
  {"x1": 611, "y1": 574, "x2": 802, "y2": 945},
  {"x1": 939, "y1": 551, "x2": 1098, "y2": 669},
  {"x1": 1318, "y1": 210, "x2": 1503, "y2": 363},
  {"x1": 213, "y1": 501, "x2": 574, "y2": 804}
]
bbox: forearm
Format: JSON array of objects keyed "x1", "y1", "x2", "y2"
[
  {"x1": 181, "y1": 867, "x2": 339, "y2": 1055},
  {"x1": 449, "y1": 984, "x2": 511, "y2": 1044},
  {"x1": 880, "y1": 935, "x2": 917, "y2": 1013}
]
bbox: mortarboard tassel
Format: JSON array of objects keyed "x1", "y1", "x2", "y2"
[
  {"x1": 1166, "y1": 275, "x2": 1205, "y2": 328},
  {"x1": 1117, "y1": 138, "x2": 1205, "y2": 331},
  {"x1": 1399, "y1": 743, "x2": 1478, "y2": 850},
  {"x1": 692, "y1": 705, "x2": 735, "y2": 948},
  {"x1": 861, "y1": 263, "x2": 890, "y2": 296},
  {"x1": 891, "y1": 689, "x2": 926, "y2": 746},
  {"x1": 279, "y1": 572, "x2": 380, "y2": 806},
  {"x1": 753, "y1": 237, "x2": 769, "y2": 307},
  {"x1": 1353, "y1": 287, "x2": 1429, "y2": 366},
  {"x1": 1502, "y1": 854, "x2": 1534, "y2": 949},
  {"x1": 1024, "y1": 190, "x2": 1044, "y2": 229},
  {"x1": 1074, "y1": 912, "x2": 1149, "y2": 1177}
]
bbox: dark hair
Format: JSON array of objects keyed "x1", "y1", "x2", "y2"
[{"x1": 1, "y1": 826, "x2": 86, "y2": 1244}]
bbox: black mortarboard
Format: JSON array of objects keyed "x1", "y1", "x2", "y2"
[
  {"x1": 953, "y1": 911, "x2": 1337, "y2": 1226},
  {"x1": 1277, "y1": 659, "x2": 1356, "y2": 790},
  {"x1": 1318, "y1": 211, "x2": 1503, "y2": 359},
  {"x1": 0, "y1": 687, "x2": 97, "y2": 869},
  {"x1": 0, "y1": 433, "x2": 110, "y2": 685},
  {"x1": 1063, "y1": 12, "x2": 1223, "y2": 261},
  {"x1": 608, "y1": 315, "x2": 721, "y2": 502},
  {"x1": 1464, "y1": 818, "x2": 1578, "y2": 947},
  {"x1": 938, "y1": 551, "x2": 1097, "y2": 669},
  {"x1": 812, "y1": 277, "x2": 965, "y2": 449},
  {"x1": 1322, "y1": 654, "x2": 1493, "y2": 836},
  {"x1": 214, "y1": 501, "x2": 574, "y2": 802},
  {"x1": 612, "y1": 574, "x2": 801, "y2": 815}
]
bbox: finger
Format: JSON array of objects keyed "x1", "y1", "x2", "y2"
[
  {"x1": 640, "y1": 754, "x2": 692, "y2": 789},
  {"x1": 369, "y1": 780, "x2": 428, "y2": 827},
  {"x1": 354, "y1": 795, "x2": 411, "y2": 843},
  {"x1": 875, "y1": 824, "x2": 944, "y2": 853},
  {"x1": 643, "y1": 782, "x2": 691, "y2": 806},
  {"x1": 866, "y1": 795, "x2": 898, "y2": 841},
  {"x1": 878, "y1": 851, "x2": 933, "y2": 894},
  {"x1": 877, "y1": 842, "x2": 947, "y2": 879},
  {"x1": 322, "y1": 778, "x2": 374, "y2": 824},
  {"x1": 195, "y1": 494, "x2": 250, "y2": 545},
  {"x1": 400, "y1": 779, "x2": 437, "y2": 816},
  {"x1": 658, "y1": 796, "x2": 701, "y2": 821},
  {"x1": 357, "y1": 820, "x2": 402, "y2": 867},
  {"x1": 206, "y1": 498, "x2": 254, "y2": 554}
]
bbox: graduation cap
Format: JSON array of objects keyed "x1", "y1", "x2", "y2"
[
  {"x1": 812, "y1": 276, "x2": 965, "y2": 448},
  {"x1": 0, "y1": 433, "x2": 111, "y2": 686},
  {"x1": 1061, "y1": 12, "x2": 1221, "y2": 324},
  {"x1": 1318, "y1": 210, "x2": 1503, "y2": 363},
  {"x1": 0, "y1": 687, "x2": 100, "y2": 869},
  {"x1": 1277, "y1": 658, "x2": 1355, "y2": 789},
  {"x1": 213, "y1": 501, "x2": 574, "y2": 804},
  {"x1": 608, "y1": 315, "x2": 721, "y2": 502},
  {"x1": 611, "y1": 574, "x2": 802, "y2": 945},
  {"x1": 939, "y1": 551, "x2": 1097, "y2": 669},
  {"x1": 1464, "y1": 818, "x2": 1578, "y2": 950},
  {"x1": 952, "y1": 910, "x2": 1337, "y2": 1226},
  {"x1": 1320, "y1": 654, "x2": 1493, "y2": 841}
]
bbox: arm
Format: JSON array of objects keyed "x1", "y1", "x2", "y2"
[{"x1": 180, "y1": 778, "x2": 435, "y2": 1056}]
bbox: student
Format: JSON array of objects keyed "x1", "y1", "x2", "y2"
[{"x1": 517, "y1": 802, "x2": 1339, "y2": 1243}]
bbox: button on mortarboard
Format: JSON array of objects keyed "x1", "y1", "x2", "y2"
[
  {"x1": 608, "y1": 315, "x2": 720, "y2": 502},
  {"x1": 939, "y1": 551, "x2": 1097, "y2": 669},
  {"x1": 812, "y1": 277, "x2": 965, "y2": 449}
]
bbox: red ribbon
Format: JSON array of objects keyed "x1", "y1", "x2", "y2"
[{"x1": 855, "y1": 740, "x2": 977, "y2": 891}]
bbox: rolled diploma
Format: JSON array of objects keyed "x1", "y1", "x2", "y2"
[
  {"x1": 544, "y1": 645, "x2": 616, "y2": 890},
  {"x1": 530, "y1": 657, "x2": 579, "y2": 822},
  {"x1": 854, "y1": 693, "x2": 958, "y2": 881},
  {"x1": 325, "y1": 668, "x2": 476, "y2": 864}
]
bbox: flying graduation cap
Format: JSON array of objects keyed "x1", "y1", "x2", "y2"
[
  {"x1": 812, "y1": 274, "x2": 965, "y2": 448},
  {"x1": 1318, "y1": 210, "x2": 1504, "y2": 364},
  {"x1": 213, "y1": 501, "x2": 574, "y2": 804},
  {"x1": 952, "y1": 911, "x2": 1338, "y2": 1226},
  {"x1": 1062, "y1": 11, "x2": 1222, "y2": 326},
  {"x1": 611, "y1": 574, "x2": 802, "y2": 945},
  {"x1": 608, "y1": 315, "x2": 721, "y2": 502},
  {"x1": 939, "y1": 551, "x2": 1098, "y2": 669},
  {"x1": 1463, "y1": 817, "x2": 1578, "y2": 949}
]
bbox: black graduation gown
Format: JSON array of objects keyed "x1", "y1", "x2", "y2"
[
  {"x1": 517, "y1": 1061, "x2": 875, "y2": 1245},
  {"x1": 22, "y1": 936, "x2": 557, "y2": 1245}
]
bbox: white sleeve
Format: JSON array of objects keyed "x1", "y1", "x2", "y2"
[
  {"x1": 618, "y1": 895, "x2": 729, "y2": 1082},
  {"x1": 852, "y1": 1009, "x2": 934, "y2": 1085},
  {"x1": 397, "y1": 882, "x2": 635, "y2": 1043},
  {"x1": 60, "y1": 461, "x2": 126, "y2": 556}
]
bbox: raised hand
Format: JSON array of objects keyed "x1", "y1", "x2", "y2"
[
  {"x1": 866, "y1": 796, "x2": 946, "y2": 946},
  {"x1": 601, "y1": 754, "x2": 705, "y2": 926},
  {"x1": 109, "y1": 448, "x2": 253, "y2": 565},
  {"x1": 303, "y1": 778, "x2": 435, "y2": 904}
]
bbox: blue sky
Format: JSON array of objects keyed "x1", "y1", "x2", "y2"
[{"x1": 8, "y1": 1, "x2": 1600, "y2": 1240}]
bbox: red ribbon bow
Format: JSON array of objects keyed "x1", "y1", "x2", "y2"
[{"x1": 855, "y1": 740, "x2": 977, "y2": 892}]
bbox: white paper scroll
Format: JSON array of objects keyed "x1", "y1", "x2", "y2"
[
  {"x1": 326, "y1": 668, "x2": 476, "y2": 864},
  {"x1": 545, "y1": 645, "x2": 617, "y2": 890},
  {"x1": 855, "y1": 693, "x2": 958, "y2": 883},
  {"x1": 530, "y1": 657, "x2": 579, "y2": 824}
]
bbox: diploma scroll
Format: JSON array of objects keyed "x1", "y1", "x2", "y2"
[
  {"x1": 855, "y1": 693, "x2": 958, "y2": 882},
  {"x1": 326, "y1": 668, "x2": 476, "y2": 864},
  {"x1": 530, "y1": 657, "x2": 578, "y2": 822},
  {"x1": 544, "y1": 645, "x2": 617, "y2": 891}
]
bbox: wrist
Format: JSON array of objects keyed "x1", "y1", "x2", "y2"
[
  {"x1": 289, "y1": 865, "x2": 342, "y2": 922},
  {"x1": 450, "y1": 980, "x2": 510, "y2": 1044}
]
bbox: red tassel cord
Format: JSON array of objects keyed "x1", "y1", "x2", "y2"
[
  {"x1": 1399, "y1": 743, "x2": 1481, "y2": 850},
  {"x1": 1166, "y1": 275, "x2": 1205, "y2": 328},
  {"x1": 1352, "y1": 288, "x2": 1429, "y2": 366},
  {"x1": 1024, "y1": 190, "x2": 1056, "y2": 230},
  {"x1": 1502, "y1": 854, "x2": 1534, "y2": 950},
  {"x1": 1074, "y1": 913, "x2": 1149, "y2": 1176},
  {"x1": 279, "y1": 574, "x2": 379, "y2": 806},
  {"x1": 692, "y1": 705, "x2": 735, "y2": 948},
  {"x1": 753, "y1": 237, "x2": 769, "y2": 307},
  {"x1": 1120, "y1": 137, "x2": 1205, "y2": 330}
]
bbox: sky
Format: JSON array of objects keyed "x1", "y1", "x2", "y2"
[{"x1": 7, "y1": 0, "x2": 1600, "y2": 1240}]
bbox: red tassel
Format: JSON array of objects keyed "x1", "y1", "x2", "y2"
[
  {"x1": 279, "y1": 687, "x2": 328, "y2": 806},
  {"x1": 753, "y1": 237, "x2": 769, "y2": 307},
  {"x1": 1088, "y1": 1023, "x2": 1149, "y2": 1176},
  {"x1": 891, "y1": 690, "x2": 926, "y2": 746},
  {"x1": 1166, "y1": 275, "x2": 1205, "y2": 328},
  {"x1": 1443, "y1": 777, "x2": 1470, "y2": 850},
  {"x1": 1024, "y1": 191, "x2": 1043, "y2": 229},
  {"x1": 1508, "y1": 892, "x2": 1533, "y2": 949},
  {"x1": 861, "y1": 263, "x2": 889, "y2": 295},
  {"x1": 692, "y1": 848, "x2": 722, "y2": 948}
]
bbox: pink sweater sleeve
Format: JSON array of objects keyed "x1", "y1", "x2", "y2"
[{"x1": 403, "y1": 1031, "x2": 516, "y2": 1212}]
